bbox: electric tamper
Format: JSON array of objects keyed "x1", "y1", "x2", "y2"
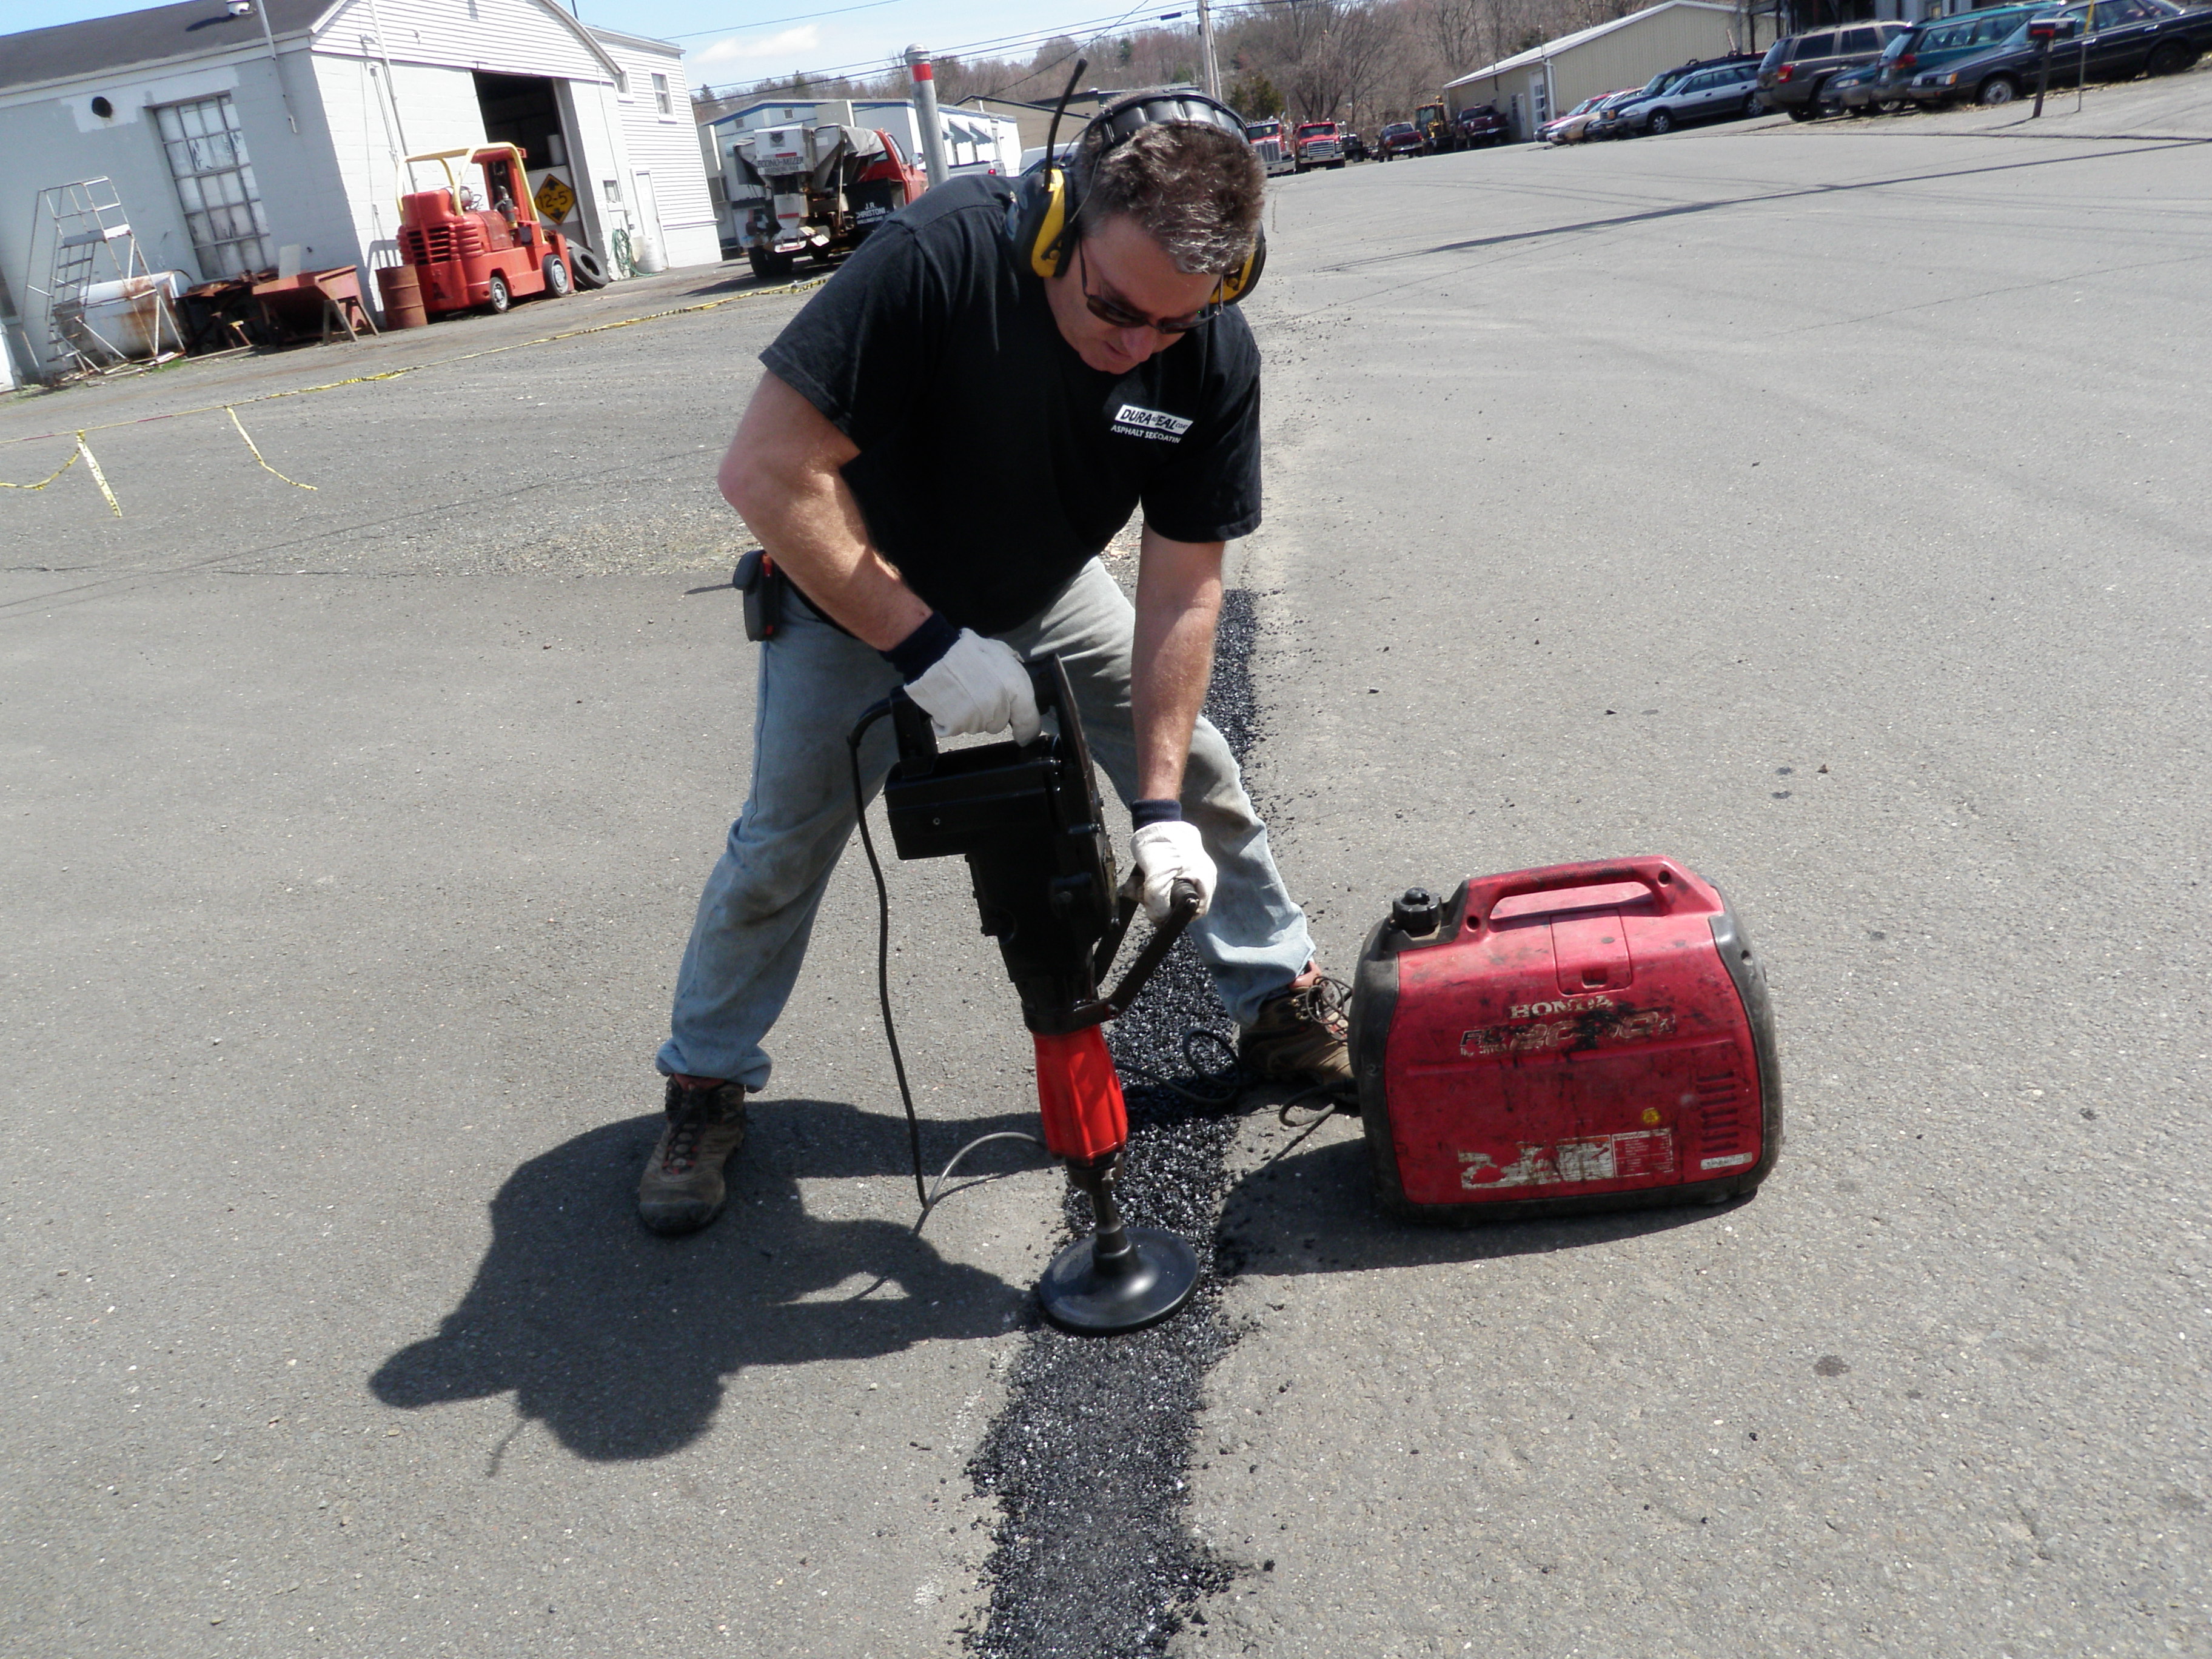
[{"x1": 864, "y1": 655, "x2": 1204, "y2": 1333}]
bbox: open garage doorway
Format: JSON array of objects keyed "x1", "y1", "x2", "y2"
[{"x1": 474, "y1": 72, "x2": 597, "y2": 257}]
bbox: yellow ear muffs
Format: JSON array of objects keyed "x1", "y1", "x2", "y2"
[
  {"x1": 1019, "y1": 167, "x2": 1076, "y2": 280},
  {"x1": 1216, "y1": 225, "x2": 1266, "y2": 306}
]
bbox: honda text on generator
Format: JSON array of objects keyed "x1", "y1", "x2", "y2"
[
  {"x1": 398, "y1": 145, "x2": 575, "y2": 318},
  {"x1": 727, "y1": 119, "x2": 924, "y2": 281}
]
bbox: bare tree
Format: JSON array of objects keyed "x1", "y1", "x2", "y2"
[
  {"x1": 700, "y1": 0, "x2": 1681, "y2": 135},
  {"x1": 1430, "y1": 0, "x2": 1492, "y2": 73}
]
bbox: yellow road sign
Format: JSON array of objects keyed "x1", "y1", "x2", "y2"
[{"x1": 534, "y1": 174, "x2": 576, "y2": 221}]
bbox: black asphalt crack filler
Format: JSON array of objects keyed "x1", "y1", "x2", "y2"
[{"x1": 966, "y1": 588, "x2": 1269, "y2": 1658}]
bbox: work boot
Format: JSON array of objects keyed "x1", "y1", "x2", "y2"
[
  {"x1": 1239, "y1": 966, "x2": 1354, "y2": 1096},
  {"x1": 636, "y1": 1075, "x2": 748, "y2": 1236}
]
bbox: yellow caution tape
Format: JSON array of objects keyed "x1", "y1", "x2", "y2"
[
  {"x1": 0, "y1": 442, "x2": 82, "y2": 491},
  {"x1": 77, "y1": 434, "x2": 121, "y2": 517},
  {"x1": 227, "y1": 407, "x2": 317, "y2": 490},
  {"x1": 0, "y1": 431, "x2": 118, "y2": 514}
]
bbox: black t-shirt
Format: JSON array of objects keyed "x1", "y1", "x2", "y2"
[{"x1": 759, "y1": 175, "x2": 1262, "y2": 635}]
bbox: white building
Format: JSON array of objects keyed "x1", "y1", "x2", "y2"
[
  {"x1": 702, "y1": 98, "x2": 1021, "y2": 250},
  {"x1": 0, "y1": 0, "x2": 717, "y2": 378}
]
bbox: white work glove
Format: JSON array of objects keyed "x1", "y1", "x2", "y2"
[
  {"x1": 1129, "y1": 820, "x2": 1216, "y2": 923},
  {"x1": 903, "y1": 628, "x2": 1043, "y2": 745}
]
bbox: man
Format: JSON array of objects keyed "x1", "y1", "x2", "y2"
[{"x1": 640, "y1": 98, "x2": 1347, "y2": 1235}]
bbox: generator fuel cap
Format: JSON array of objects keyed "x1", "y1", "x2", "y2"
[{"x1": 1391, "y1": 886, "x2": 1441, "y2": 936}]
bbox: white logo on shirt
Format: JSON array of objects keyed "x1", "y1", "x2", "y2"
[{"x1": 1112, "y1": 403, "x2": 1193, "y2": 442}]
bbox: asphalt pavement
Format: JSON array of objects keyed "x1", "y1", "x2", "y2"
[
  {"x1": 2, "y1": 267, "x2": 1057, "y2": 1656},
  {"x1": 1181, "y1": 75, "x2": 2211, "y2": 1659},
  {"x1": 5, "y1": 68, "x2": 2210, "y2": 1658}
]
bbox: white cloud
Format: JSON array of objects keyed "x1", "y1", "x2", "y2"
[{"x1": 687, "y1": 25, "x2": 821, "y2": 68}]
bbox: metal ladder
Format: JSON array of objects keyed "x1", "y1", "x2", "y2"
[{"x1": 27, "y1": 178, "x2": 178, "y2": 377}]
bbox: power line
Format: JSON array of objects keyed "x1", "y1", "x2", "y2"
[
  {"x1": 709, "y1": 25, "x2": 1095, "y2": 90},
  {"x1": 695, "y1": 0, "x2": 1268, "y2": 97},
  {"x1": 664, "y1": 0, "x2": 906, "y2": 44}
]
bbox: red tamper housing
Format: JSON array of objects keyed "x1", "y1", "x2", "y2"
[
  {"x1": 1032, "y1": 1027, "x2": 1129, "y2": 1163},
  {"x1": 1349, "y1": 856, "x2": 1781, "y2": 1220}
]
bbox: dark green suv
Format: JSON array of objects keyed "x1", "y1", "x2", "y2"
[{"x1": 1830, "y1": 4, "x2": 2048, "y2": 111}]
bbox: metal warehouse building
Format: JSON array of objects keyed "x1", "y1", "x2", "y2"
[
  {"x1": 0, "y1": 0, "x2": 716, "y2": 378},
  {"x1": 1447, "y1": 1, "x2": 1777, "y2": 141}
]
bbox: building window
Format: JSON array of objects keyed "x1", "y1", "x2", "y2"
[
  {"x1": 155, "y1": 94, "x2": 272, "y2": 280},
  {"x1": 653, "y1": 73, "x2": 671, "y2": 115}
]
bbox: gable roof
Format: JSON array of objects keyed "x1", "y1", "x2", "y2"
[
  {"x1": 1446, "y1": 0, "x2": 1738, "y2": 87},
  {"x1": 0, "y1": 0, "x2": 634, "y2": 96},
  {"x1": 0, "y1": 0, "x2": 326, "y2": 92}
]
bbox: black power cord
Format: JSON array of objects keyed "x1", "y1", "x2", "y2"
[
  {"x1": 848, "y1": 705, "x2": 1056, "y2": 1234},
  {"x1": 845, "y1": 702, "x2": 1341, "y2": 1233}
]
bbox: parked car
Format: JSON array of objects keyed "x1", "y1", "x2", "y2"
[
  {"x1": 1585, "y1": 85, "x2": 1661, "y2": 140},
  {"x1": 1615, "y1": 57, "x2": 1766, "y2": 133},
  {"x1": 1341, "y1": 129, "x2": 1370, "y2": 162},
  {"x1": 1244, "y1": 119, "x2": 1295, "y2": 176},
  {"x1": 1819, "y1": 59, "x2": 1891, "y2": 112},
  {"x1": 1832, "y1": 3, "x2": 2048, "y2": 110},
  {"x1": 1907, "y1": 0, "x2": 2212, "y2": 106},
  {"x1": 1454, "y1": 103, "x2": 1510, "y2": 147},
  {"x1": 1757, "y1": 21, "x2": 1914, "y2": 119},
  {"x1": 1540, "y1": 89, "x2": 1635, "y2": 144},
  {"x1": 1376, "y1": 120, "x2": 1426, "y2": 158}
]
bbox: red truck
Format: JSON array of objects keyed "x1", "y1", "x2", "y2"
[
  {"x1": 1455, "y1": 103, "x2": 1511, "y2": 147},
  {"x1": 1292, "y1": 119, "x2": 1348, "y2": 172},
  {"x1": 726, "y1": 121, "x2": 924, "y2": 280}
]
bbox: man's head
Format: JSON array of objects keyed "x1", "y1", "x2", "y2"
[{"x1": 1045, "y1": 119, "x2": 1265, "y2": 376}]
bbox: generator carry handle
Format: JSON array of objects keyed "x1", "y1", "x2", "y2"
[{"x1": 1461, "y1": 855, "x2": 1715, "y2": 934}]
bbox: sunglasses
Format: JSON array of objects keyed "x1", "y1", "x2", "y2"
[{"x1": 1076, "y1": 241, "x2": 1220, "y2": 335}]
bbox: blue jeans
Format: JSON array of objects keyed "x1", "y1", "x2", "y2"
[{"x1": 658, "y1": 558, "x2": 1316, "y2": 1090}]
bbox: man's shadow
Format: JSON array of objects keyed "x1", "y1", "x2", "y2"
[{"x1": 370, "y1": 1099, "x2": 1043, "y2": 1462}]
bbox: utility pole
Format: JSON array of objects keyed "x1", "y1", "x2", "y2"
[
  {"x1": 1197, "y1": 0, "x2": 1222, "y2": 101},
  {"x1": 905, "y1": 45, "x2": 953, "y2": 189}
]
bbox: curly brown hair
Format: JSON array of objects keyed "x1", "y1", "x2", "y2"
[{"x1": 1073, "y1": 119, "x2": 1265, "y2": 278}]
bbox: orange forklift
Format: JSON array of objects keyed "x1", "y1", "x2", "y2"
[{"x1": 398, "y1": 144, "x2": 575, "y2": 317}]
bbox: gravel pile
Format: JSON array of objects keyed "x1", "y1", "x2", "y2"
[{"x1": 966, "y1": 590, "x2": 1267, "y2": 1658}]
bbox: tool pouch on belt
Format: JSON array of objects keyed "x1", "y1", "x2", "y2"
[{"x1": 732, "y1": 548, "x2": 783, "y2": 642}]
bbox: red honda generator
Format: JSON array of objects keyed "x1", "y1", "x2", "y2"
[{"x1": 1348, "y1": 857, "x2": 1780, "y2": 1221}]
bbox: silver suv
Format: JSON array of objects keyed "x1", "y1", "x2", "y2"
[{"x1": 1617, "y1": 59, "x2": 1766, "y2": 133}]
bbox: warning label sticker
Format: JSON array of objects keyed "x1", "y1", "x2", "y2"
[{"x1": 1458, "y1": 1128, "x2": 1677, "y2": 1189}]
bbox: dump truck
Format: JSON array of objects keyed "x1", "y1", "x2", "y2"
[
  {"x1": 726, "y1": 119, "x2": 926, "y2": 281},
  {"x1": 1244, "y1": 118, "x2": 1296, "y2": 175},
  {"x1": 1292, "y1": 119, "x2": 1348, "y2": 171}
]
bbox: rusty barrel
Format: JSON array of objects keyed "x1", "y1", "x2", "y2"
[{"x1": 374, "y1": 264, "x2": 427, "y2": 330}]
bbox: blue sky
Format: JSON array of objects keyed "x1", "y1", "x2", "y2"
[{"x1": 2, "y1": 0, "x2": 1171, "y2": 92}]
